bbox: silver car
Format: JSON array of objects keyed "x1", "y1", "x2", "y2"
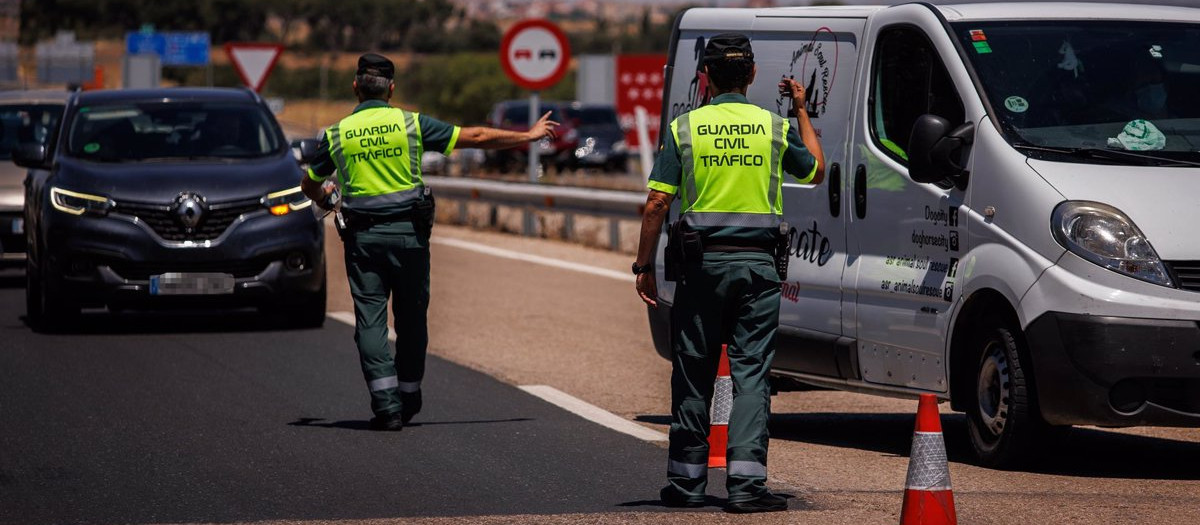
[{"x1": 0, "y1": 89, "x2": 66, "y2": 267}]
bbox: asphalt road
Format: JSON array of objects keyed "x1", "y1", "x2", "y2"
[
  {"x1": 0, "y1": 271, "x2": 678, "y2": 524},
  {"x1": 2, "y1": 222, "x2": 1199, "y2": 525}
]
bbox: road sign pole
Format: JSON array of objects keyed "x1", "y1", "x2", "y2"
[{"x1": 528, "y1": 91, "x2": 540, "y2": 182}]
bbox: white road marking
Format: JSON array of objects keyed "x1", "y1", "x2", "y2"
[
  {"x1": 327, "y1": 312, "x2": 666, "y2": 442},
  {"x1": 431, "y1": 237, "x2": 630, "y2": 283},
  {"x1": 519, "y1": 385, "x2": 669, "y2": 442}
]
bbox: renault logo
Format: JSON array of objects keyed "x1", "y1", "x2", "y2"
[{"x1": 172, "y1": 192, "x2": 207, "y2": 232}]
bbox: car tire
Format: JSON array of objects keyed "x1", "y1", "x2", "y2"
[
  {"x1": 284, "y1": 280, "x2": 326, "y2": 329},
  {"x1": 26, "y1": 259, "x2": 79, "y2": 333},
  {"x1": 965, "y1": 315, "x2": 1066, "y2": 469}
]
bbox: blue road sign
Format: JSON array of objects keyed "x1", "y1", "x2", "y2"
[{"x1": 126, "y1": 31, "x2": 210, "y2": 66}]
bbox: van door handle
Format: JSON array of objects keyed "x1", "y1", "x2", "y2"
[
  {"x1": 854, "y1": 164, "x2": 867, "y2": 219},
  {"x1": 828, "y1": 163, "x2": 841, "y2": 217}
]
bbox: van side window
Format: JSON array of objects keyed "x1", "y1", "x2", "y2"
[{"x1": 869, "y1": 26, "x2": 965, "y2": 165}]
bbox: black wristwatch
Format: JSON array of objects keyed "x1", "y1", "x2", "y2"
[{"x1": 632, "y1": 262, "x2": 654, "y2": 275}]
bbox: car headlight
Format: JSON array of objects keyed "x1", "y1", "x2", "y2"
[
  {"x1": 261, "y1": 186, "x2": 311, "y2": 216},
  {"x1": 50, "y1": 187, "x2": 112, "y2": 216},
  {"x1": 1052, "y1": 201, "x2": 1172, "y2": 287}
]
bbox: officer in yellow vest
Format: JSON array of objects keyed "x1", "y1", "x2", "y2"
[
  {"x1": 633, "y1": 34, "x2": 825, "y2": 512},
  {"x1": 301, "y1": 53, "x2": 558, "y2": 431}
]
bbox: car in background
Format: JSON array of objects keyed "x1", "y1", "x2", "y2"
[
  {"x1": 0, "y1": 89, "x2": 67, "y2": 268},
  {"x1": 564, "y1": 103, "x2": 628, "y2": 172},
  {"x1": 16, "y1": 88, "x2": 325, "y2": 331},
  {"x1": 483, "y1": 100, "x2": 578, "y2": 173}
]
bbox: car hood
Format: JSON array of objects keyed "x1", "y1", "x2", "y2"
[
  {"x1": 52, "y1": 154, "x2": 301, "y2": 204},
  {"x1": 1029, "y1": 159, "x2": 1200, "y2": 260}
]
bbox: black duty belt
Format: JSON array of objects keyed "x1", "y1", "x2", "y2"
[
  {"x1": 342, "y1": 210, "x2": 416, "y2": 229},
  {"x1": 704, "y1": 240, "x2": 773, "y2": 254}
]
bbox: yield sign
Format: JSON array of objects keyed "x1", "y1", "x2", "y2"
[{"x1": 224, "y1": 42, "x2": 283, "y2": 92}]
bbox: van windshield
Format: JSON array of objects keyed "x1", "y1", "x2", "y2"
[
  {"x1": 66, "y1": 101, "x2": 284, "y2": 162},
  {"x1": 953, "y1": 21, "x2": 1200, "y2": 165}
]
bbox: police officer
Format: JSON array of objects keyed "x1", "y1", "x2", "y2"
[
  {"x1": 301, "y1": 53, "x2": 558, "y2": 431},
  {"x1": 633, "y1": 34, "x2": 825, "y2": 512}
]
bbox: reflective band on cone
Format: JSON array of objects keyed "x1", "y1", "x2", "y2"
[
  {"x1": 708, "y1": 345, "x2": 732, "y2": 468},
  {"x1": 899, "y1": 394, "x2": 957, "y2": 525}
]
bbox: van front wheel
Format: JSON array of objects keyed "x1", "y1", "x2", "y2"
[{"x1": 966, "y1": 317, "x2": 1046, "y2": 468}]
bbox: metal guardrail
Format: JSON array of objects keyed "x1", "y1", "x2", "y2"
[{"x1": 424, "y1": 175, "x2": 646, "y2": 251}]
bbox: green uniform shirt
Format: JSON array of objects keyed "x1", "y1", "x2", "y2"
[
  {"x1": 308, "y1": 99, "x2": 460, "y2": 216},
  {"x1": 649, "y1": 93, "x2": 817, "y2": 243}
]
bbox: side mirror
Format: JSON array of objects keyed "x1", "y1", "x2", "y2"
[
  {"x1": 12, "y1": 143, "x2": 49, "y2": 170},
  {"x1": 908, "y1": 114, "x2": 974, "y2": 187},
  {"x1": 291, "y1": 139, "x2": 319, "y2": 165}
]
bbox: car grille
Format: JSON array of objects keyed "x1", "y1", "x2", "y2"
[
  {"x1": 114, "y1": 197, "x2": 263, "y2": 241},
  {"x1": 103, "y1": 257, "x2": 271, "y2": 281},
  {"x1": 1165, "y1": 261, "x2": 1200, "y2": 292}
]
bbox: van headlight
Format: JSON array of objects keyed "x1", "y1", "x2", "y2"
[
  {"x1": 1052, "y1": 201, "x2": 1173, "y2": 287},
  {"x1": 261, "y1": 186, "x2": 311, "y2": 216},
  {"x1": 50, "y1": 187, "x2": 112, "y2": 216}
]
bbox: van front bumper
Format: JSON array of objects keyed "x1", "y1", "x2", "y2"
[{"x1": 1026, "y1": 311, "x2": 1200, "y2": 427}]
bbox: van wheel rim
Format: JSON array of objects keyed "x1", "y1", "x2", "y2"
[{"x1": 977, "y1": 340, "x2": 1011, "y2": 438}]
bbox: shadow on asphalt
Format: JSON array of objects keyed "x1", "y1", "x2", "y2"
[
  {"x1": 287, "y1": 417, "x2": 536, "y2": 431},
  {"x1": 767, "y1": 412, "x2": 1200, "y2": 480},
  {"x1": 638, "y1": 412, "x2": 1200, "y2": 479},
  {"x1": 21, "y1": 309, "x2": 320, "y2": 335}
]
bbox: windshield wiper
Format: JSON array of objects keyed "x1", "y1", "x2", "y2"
[{"x1": 1012, "y1": 143, "x2": 1200, "y2": 167}]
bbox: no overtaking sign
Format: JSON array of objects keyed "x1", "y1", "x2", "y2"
[{"x1": 500, "y1": 19, "x2": 570, "y2": 91}]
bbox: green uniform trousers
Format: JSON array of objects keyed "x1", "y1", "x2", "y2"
[
  {"x1": 344, "y1": 221, "x2": 430, "y2": 417},
  {"x1": 666, "y1": 252, "x2": 781, "y2": 503}
]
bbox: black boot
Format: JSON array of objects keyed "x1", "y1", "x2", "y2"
[
  {"x1": 726, "y1": 492, "x2": 787, "y2": 513},
  {"x1": 401, "y1": 390, "x2": 422, "y2": 424},
  {"x1": 369, "y1": 411, "x2": 404, "y2": 431}
]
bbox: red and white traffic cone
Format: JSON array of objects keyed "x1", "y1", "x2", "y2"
[
  {"x1": 900, "y1": 394, "x2": 957, "y2": 525},
  {"x1": 708, "y1": 345, "x2": 732, "y2": 468}
]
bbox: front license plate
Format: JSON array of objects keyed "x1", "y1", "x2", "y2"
[{"x1": 150, "y1": 273, "x2": 235, "y2": 296}]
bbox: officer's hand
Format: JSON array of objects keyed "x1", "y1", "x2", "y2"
[
  {"x1": 315, "y1": 181, "x2": 337, "y2": 210},
  {"x1": 527, "y1": 111, "x2": 560, "y2": 142},
  {"x1": 778, "y1": 77, "x2": 807, "y2": 106},
  {"x1": 636, "y1": 272, "x2": 658, "y2": 308}
]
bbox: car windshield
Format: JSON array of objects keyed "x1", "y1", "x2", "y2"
[
  {"x1": 953, "y1": 21, "x2": 1200, "y2": 165},
  {"x1": 568, "y1": 107, "x2": 620, "y2": 129},
  {"x1": 66, "y1": 101, "x2": 283, "y2": 162},
  {"x1": 0, "y1": 104, "x2": 63, "y2": 160}
]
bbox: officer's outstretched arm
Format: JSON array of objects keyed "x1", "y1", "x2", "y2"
[
  {"x1": 780, "y1": 77, "x2": 826, "y2": 184},
  {"x1": 457, "y1": 111, "x2": 559, "y2": 149}
]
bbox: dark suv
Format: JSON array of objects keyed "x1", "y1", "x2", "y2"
[
  {"x1": 15, "y1": 88, "x2": 325, "y2": 331},
  {"x1": 483, "y1": 100, "x2": 578, "y2": 173}
]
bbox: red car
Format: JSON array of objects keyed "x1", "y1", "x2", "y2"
[{"x1": 483, "y1": 100, "x2": 578, "y2": 173}]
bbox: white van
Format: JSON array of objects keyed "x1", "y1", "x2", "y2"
[{"x1": 647, "y1": 2, "x2": 1200, "y2": 467}]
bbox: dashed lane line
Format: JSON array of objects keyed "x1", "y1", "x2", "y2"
[
  {"x1": 326, "y1": 312, "x2": 667, "y2": 443},
  {"x1": 431, "y1": 236, "x2": 630, "y2": 283}
]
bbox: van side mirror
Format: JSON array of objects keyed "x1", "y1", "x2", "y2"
[
  {"x1": 12, "y1": 143, "x2": 49, "y2": 170},
  {"x1": 908, "y1": 114, "x2": 973, "y2": 187},
  {"x1": 291, "y1": 139, "x2": 319, "y2": 164}
]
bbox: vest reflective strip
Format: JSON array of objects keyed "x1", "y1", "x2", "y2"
[
  {"x1": 768, "y1": 113, "x2": 785, "y2": 215},
  {"x1": 728, "y1": 460, "x2": 767, "y2": 478},
  {"x1": 369, "y1": 375, "x2": 399, "y2": 392},
  {"x1": 403, "y1": 111, "x2": 423, "y2": 184},
  {"x1": 328, "y1": 124, "x2": 350, "y2": 187},
  {"x1": 668, "y1": 459, "x2": 707, "y2": 479},
  {"x1": 674, "y1": 113, "x2": 698, "y2": 210},
  {"x1": 682, "y1": 211, "x2": 781, "y2": 228},
  {"x1": 398, "y1": 381, "x2": 421, "y2": 393},
  {"x1": 343, "y1": 185, "x2": 424, "y2": 208}
]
